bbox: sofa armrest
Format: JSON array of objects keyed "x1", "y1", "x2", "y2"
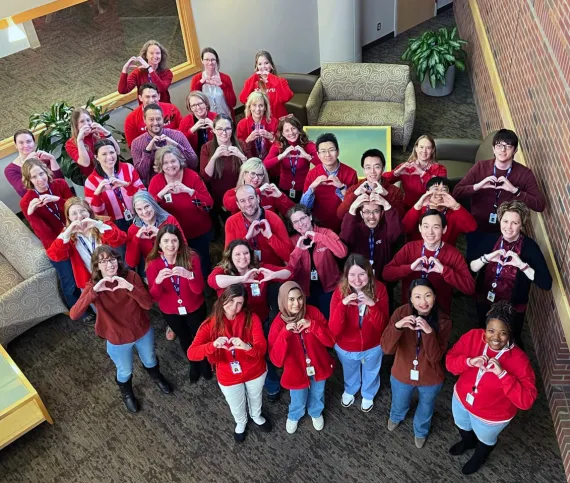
[
  {"x1": 402, "y1": 81, "x2": 416, "y2": 150},
  {"x1": 435, "y1": 138, "x2": 483, "y2": 164},
  {"x1": 281, "y1": 73, "x2": 319, "y2": 95},
  {"x1": 306, "y1": 78, "x2": 324, "y2": 125}
]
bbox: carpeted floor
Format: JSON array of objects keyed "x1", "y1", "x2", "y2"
[{"x1": 0, "y1": 9, "x2": 565, "y2": 483}]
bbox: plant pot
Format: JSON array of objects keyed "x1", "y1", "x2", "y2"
[{"x1": 421, "y1": 65, "x2": 456, "y2": 97}]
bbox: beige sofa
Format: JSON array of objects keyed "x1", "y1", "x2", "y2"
[
  {"x1": 306, "y1": 63, "x2": 416, "y2": 150},
  {"x1": 0, "y1": 202, "x2": 66, "y2": 346}
]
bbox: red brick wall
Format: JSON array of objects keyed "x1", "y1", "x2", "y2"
[{"x1": 454, "y1": 0, "x2": 570, "y2": 479}]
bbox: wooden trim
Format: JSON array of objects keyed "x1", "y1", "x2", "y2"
[{"x1": 0, "y1": 0, "x2": 88, "y2": 29}]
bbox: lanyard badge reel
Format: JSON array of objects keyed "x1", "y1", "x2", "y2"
[
  {"x1": 310, "y1": 270, "x2": 318, "y2": 281},
  {"x1": 466, "y1": 343, "x2": 508, "y2": 405},
  {"x1": 410, "y1": 332, "x2": 421, "y2": 381},
  {"x1": 289, "y1": 155, "x2": 299, "y2": 198},
  {"x1": 487, "y1": 238, "x2": 507, "y2": 302},
  {"x1": 300, "y1": 333, "x2": 315, "y2": 376},
  {"x1": 230, "y1": 350, "x2": 242, "y2": 374}
]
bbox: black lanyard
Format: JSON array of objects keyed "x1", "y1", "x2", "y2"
[
  {"x1": 77, "y1": 234, "x2": 96, "y2": 256},
  {"x1": 253, "y1": 122, "x2": 264, "y2": 155},
  {"x1": 493, "y1": 164, "x2": 512, "y2": 213},
  {"x1": 34, "y1": 186, "x2": 63, "y2": 224}
]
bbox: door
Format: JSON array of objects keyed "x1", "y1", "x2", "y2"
[{"x1": 396, "y1": 0, "x2": 436, "y2": 35}]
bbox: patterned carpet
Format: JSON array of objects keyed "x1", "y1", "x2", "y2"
[{"x1": 0, "y1": 9, "x2": 565, "y2": 483}]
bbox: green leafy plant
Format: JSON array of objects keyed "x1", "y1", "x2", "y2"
[{"x1": 401, "y1": 26, "x2": 467, "y2": 88}]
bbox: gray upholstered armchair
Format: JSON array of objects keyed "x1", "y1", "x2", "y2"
[
  {"x1": 281, "y1": 73, "x2": 319, "y2": 126},
  {"x1": 306, "y1": 63, "x2": 416, "y2": 150}
]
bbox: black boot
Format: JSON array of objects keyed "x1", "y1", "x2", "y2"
[
  {"x1": 201, "y1": 359, "x2": 213, "y2": 380},
  {"x1": 189, "y1": 362, "x2": 201, "y2": 383},
  {"x1": 144, "y1": 360, "x2": 173, "y2": 394},
  {"x1": 116, "y1": 376, "x2": 139, "y2": 413},
  {"x1": 462, "y1": 440, "x2": 495, "y2": 475},
  {"x1": 449, "y1": 428, "x2": 477, "y2": 455}
]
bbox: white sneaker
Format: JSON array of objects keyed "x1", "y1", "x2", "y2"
[
  {"x1": 312, "y1": 415, "x2": 324, "y2": 431},
  {"x1": 286, "y1": 418, "x2": 298, "y2": 434},
  {"x1": 361, "y1": 398, "x2": 374, "y2": 412},
  {"x1": 341, "y1": 392, "x2": 355, "y2": 407}
]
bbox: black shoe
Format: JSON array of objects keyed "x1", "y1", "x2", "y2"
[
  {"x1": 144, "y1": 359, "x2": 173, "y2": 394},
  {"x1": 116, "y1": 376, "x2": 139, "y2": 413},
  {"x1": 255, "y1": 415, "x2": 272, "y2": 433},
  {"x1": 449, "y1": 428, "x2": 477, "y2": 456},
  {"x1": 201, "y1": 360, "x2": 213, "y2": 380},
  {"x1": 462, "y1": 441, "x2": 495, "y2": 475},
  {"x1": 189, "y1": 362, "x2": 201, "y2": 383},
  {"x1": 80, "y1": 312, "x2": 96, "y2": 324},
  {"x1": 267, "y1": 392, "x2": 280, "y2": 403},
  {"x1": 234, "y1": 430, "x2": 246, "y2": 443}
]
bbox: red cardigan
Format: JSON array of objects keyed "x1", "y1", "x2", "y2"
[
  {"x1": 20, "y1": 179, "x2": 73, "y2": 249},
  {"x1": 124, "y1": 102, "x2": 182, "y2": 147},
  {"x1": 446, "y1": 329, "x2": 537, "y2": 422},
  {"x1": 268, "y1": 305, "x2": 335, "y2": 390},
  {"x1": 287, "y1": 226, "x2": 348, "y2": 295},
  {"x1": 224, "y1": 210, "x2": 292, "y2": 266},
  {"x1": 337, "y1": 178, "x2": 406, "y2": 219},
  {"x1": 383, "y1": 163, "x2": 447, "y2": 209},
  {"x1": 236, "y1": 116, "x2": 279, "y2": 160},
  {"x1": 69, "y1": 270, "x2": 152, "y2": 345},
  {"x1": 118, "y1": 67, "x2": 173, "y2": 103},
  {"x1": 329, "y1": 280, "x2": 389, "y2": 352},
  {"x1": 223, "y1": 187, "x2": 294, "y2": 216},
  {"x1": 190, "y1": 72, "x2": 237, "y2": 112},
  {"x1": 187, "y1": 311, "x2": 267, "y2": 386},
  {"x1": 64, "y1": 134, "x2": 98, "y2": 177},
  {"x1": 264, "y1": 141, "x2": 321, "y2": 191},
  {"x1": 240, "y1": 73, "x2": 294, "y2": 120},
  {"x1": 179, "y1": 111, "x2": 217, "y2": 152},
  {"x1": 382, "y1": 241, "x2": 475, "y2": 315}
]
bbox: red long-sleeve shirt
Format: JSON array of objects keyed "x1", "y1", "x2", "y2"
[
  {"x1": 268, "y1": 305, "x2": 335, "y2": 390},
  {"x1": 240, "y1": 73, "x2": 294, "y2": 120},
  {"x1": 329, "y1": 280, "x2": 389, "y2": 352},
  {"x1": 382, "y1": 241, "x2": 475, "y2": 315},
  {"x1": 225, "y1": 210, "x2": 292, "y2": 266},
  {"x1": 187, "y1": 311, "x2": 267, "y2": 386},
  {"x1": 118, "y1": 68, "x2": 173, "y2": 103},
  {"x1": 236, "y1": 116, "x2": 279, "y2": 159},
  {"x1": 452, "y1": 159, "x2": 546, "y2": 233},
  {"x1": 223, "y1": 187, "x2": 295, "y2": 216},
  {"x1": 65, "y1": 134, "x2": 99, "y2": 177},
  {"x1": 148, "y1": 168, "x2": 213, "y2": 240},
  {"x1": 5, "y1": 158, "x2": 64, "y2": 198},
  {"x1": 179, "y1": 111, "x2": 217, "y2": 153},
  {"x1": 264, "y1": 141, "x2": 321, "y2": 191},
  {"x1": 124, "y1": 102, "x2": 182, "y2": 147},
  {"x1": 190, "y1": 72, "x2": 237, "y2": 112},
  {"x1": 446, "y1": 329, "x2": 537, "y2": 422},
  {"x1": 20, "y1": 179, "x2": 73, "y2": 249},
  {"x1": 146, "y1": 254, "x2": 205, "y2": 315},
  {"x1": 337, "y1": 178, "x2": 406, "y2": 219},
  {"x1": 383, "y1": 163, "x2": 447, "y2": 209},
  {"x1": 287, "y1": 227, "x2": 347, "y2": 295},
  {"x1": 69, "y1": 270, "x2": 152, "y2": 345},
  {"x1": 402, "y1": 205, "x2": 477, "y2": 246}
]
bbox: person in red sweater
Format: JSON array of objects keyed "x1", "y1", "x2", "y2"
[
  {"x1": 383, "y1": 209, "x2": 475, "y2": 315},
  {"x1": 65, "y1": 108, "x2": 120, "y2": 178},
  {"x1": 225, "y1": 185, "x2": 292, "y2": 266},
  {"x1": 286, "y1": 204, "x2": 347, "y2": 319},
  {"x1": 188, "y1": 284, "x2": 272, "y2": 442},
  {"x1": 240, "y1": 50, "x2": 294, "y2": 121},
  {"x1": 264, "y1": 115, "x2": 320, "y2": 201},
  {"x1": 118, "y1": 40, "x2": 173, "y2": 103},
  {"x1": 70, "y1": 246, "x2": 172, "y2": 413},
  {"x1": 300, "y1": 133, "x2": 359, "y2": 232},
  {"x1": 382, "y1": 135, "x2": 447, "y2": 209},
  {"x1": 269, "y1": 281, "x2": 335, "y2": 434},
  {"x1": 237, "y1": 91, "x2": 278, "y2": 160},
  {"x1": 403, "y1": 177, "x2": 477, "y2": 246},
  {"x1": 190, "y1": 47, "x2": 236, "y2": 119},
  {"x1": 179, "y1": 91, "x2": 217, "y2": 153},
  {"x1": 123, "y1": 83, "x2": 181, "y2": 147},
  {"x1": 446, "y1": 301, "x2": 537, "y2": 475},
  {"x1": 329, "y1": 254, "x2": 390, "y2": 412},
  {"x1": 381, "y1": 279, "x2": 452, "y2": 449},
  {"x1": 337, "y1": 148, "x2": 405, "y2": 219},
  {"x1": 453, "y1": 129, "x2": 546, "y2": 262},
  {"x1": 146, "y1": 224, "x2": 207, "y2": 383},
  {"x1": 223, "y1": 158, "x2": 294, "y2": 216},
  {"x1": 149, "y1": 146, "x2": 214, "y2": 276}
]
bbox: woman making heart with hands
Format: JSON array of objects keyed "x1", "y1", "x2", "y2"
[
  {"x1": 179, "y1": 91, "x2": 217, "y2": 153},
  {"x1": 237, "y1": 92, "x2": 278, "y2": 160}
]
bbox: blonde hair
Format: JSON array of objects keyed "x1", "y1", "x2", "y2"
[
  {"x1": 140, "y1": 40, "x2": 168, "y2": 72},
  {"x1": 497, "y1": 200, "x2": 530, "y2": 227},
  {"x1": 407, "y1": 134, "x2": 436, "y2": 164},
  {"x1": 186, "y1": 90, "x2": 211, "y2": 113},
  {"x1": 21, "y1": 158, "x2": 53, "y2": 190},
  {"x1": 244, "y1": 91, "x2": 272, "y2": 123},
  {"x1": 154, "y1": 146, "x2": 186, "y2": 173},
  {"x1": 236, "y1": 158, "x2": 269, "y2": 187}
]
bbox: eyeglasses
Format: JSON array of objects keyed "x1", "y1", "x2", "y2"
[
  {"x1": 318, "y1": 148, "x2": 337, "y2": 155},
  {"x1": 190, "y1": 102, "x2": 206, "y2": 109},
  {"x1": 494, "y1": 143, "x2": 514, "y2": 151},
  {"x1": 362, "y1": 210, "x2": 381, "y2": 216},
  {"x1": 203, "y1": 58, "x2": 217, "y2": 63},
  {"x1": 291, "y1": 215, "x2": 310, "y2": 226},
  {"x1": 248, "y1": 172, "x2": 264, "y2": 179},
  {"x1": 98, "y1": 258, "x2": 117, "y2": 265},
  {"x1": 215, "y1": 127, "x2": 232, "y2": 134}
]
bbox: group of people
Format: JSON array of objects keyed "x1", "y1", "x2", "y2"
[{"x1": 5, "y1": 40, "x2": 553, "y2": 476}]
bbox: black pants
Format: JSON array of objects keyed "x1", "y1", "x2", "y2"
[
  {"x1": 162, "y1": 303, "x2": 207, "y2": 356},
  {"x1": 476, "y1": 302, "x2": 526, "y2": 349}
]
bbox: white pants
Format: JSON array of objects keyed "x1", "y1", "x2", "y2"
[{"x1": 219, "y1": 372, "x2": 267, "y2": 427}]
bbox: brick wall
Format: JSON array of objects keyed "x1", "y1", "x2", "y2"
[{"x1": 454, "y1": 0, "x2": 570, "y2": 479}]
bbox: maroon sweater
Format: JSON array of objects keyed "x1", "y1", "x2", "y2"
[{"x1": 453, "y1": 159, "x2": 546, "y2": 233}]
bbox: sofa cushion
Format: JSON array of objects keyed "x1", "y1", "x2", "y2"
[
  {"x1": 0, "y1": 255, "x2": 24, "y2": 297},
  {"x1": 317, "y1": 100, "x2": 404, "y2": 126}
]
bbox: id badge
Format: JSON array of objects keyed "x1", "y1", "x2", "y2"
[
  {"x1": 487, "y1": 291, "x2": 496, "y2": 302},
  {"x1": 230, "y1": 361, "x2": 242, "y2": 374},
  {"x1": 310, "y1": 269, "x2": 318, "y2": 281},
  {"x1": 254, "y1": 249, "x2": 262, "y2": 261},
  {"x1": 306, "y1": 366, "x2": 316, "y2": 376},
  {"x1": 489, "y1": 213, "x2": 498, "y2": 224},
  {"x1": 164, "y1": 193, "x2": 173, "y2": 203},
  {"x1": 123, "y1": 209, "x2": 133, "y2": 221},
  {"x1": 177, "y1": 306, "x2": 187, "y2": 315},
  {"x1": 250, "y1": 283, "x2": 261, "y2": 296},
  {"x1": 358, "y1": 304, "x2": 366, "y2": 317},
  {"x1": 466, "y1": 393, "x2": 475, "y2": 405},
  {"x1": 289, "y1": 188, "x2": 296, "y2": 199},
  {"x1": 410, "y1": 369, "x2": 420, "y2": 381}
]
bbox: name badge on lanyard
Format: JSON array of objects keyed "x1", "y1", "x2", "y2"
[
  {"x1": 162, "y1": 256, "x2": 186, "y2": 314},
  {"x1": 410, "y1": 332, "x2": 421, "y2": 381},
  {"x1": 230, "y1": 349, "x2": 242, "y2": 374},
  {"x1": 289, "y1": 153, "x2": 299, "y2": 199},
  {"x1": 254, "y1": 249, "x2": 262, "y2": 262},
  {"x1": 250, "y1": 283, "x2": 261, "y2": 297},
  {"x1": 164, "y1": 193, "x2": 173, "y2": 203},
  {"x1": 421, "y1": 242, "x2": 443, "y2": 278},
  {"x1": 289, "y1": 181, "x2": 296, "y2": 199},
  {"x1": 310, "y1": 269, "x2": 318, "y2": 281},
  {"x1": 487, "y1": 237, "x2": 507, "y2": 302},
  {"x1": 300, "y1": 333, "x2": 316, "y2": 377},
  {"x1": 466, "y1": 343, "x2": 509, "y2": 405},
  {"x1": 489, "y1": 165, "x2": 512, "y2": 224}
]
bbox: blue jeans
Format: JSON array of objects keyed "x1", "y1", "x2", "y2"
[
  {"x1": 389, "y1": 375, "x2": 443, "y2": 438},
  {"x1": 335, "y1": 344, "x2": 383, "y2": 400},
  {"x1": 452, "y1": 394, "x2": 510, "y2": 445},
  {"x1": 188, "y1": 230, "x2": 212, "y2": 278},
  {"x1": 50, "y1": 258, "x2": 80, "y2": 308},
  {"x1": 289, "y1": 378, "x2": 326, "y2": 421},
  {"x1": 106, "y1": 328, "x2": 157, "y2": 383}
]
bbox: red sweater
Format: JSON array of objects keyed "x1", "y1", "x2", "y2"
[
  {"x1": 287, "y1": 227, "x2": 347, "y2": 295},
  {"x1": 125, "y1": 215, "x2": 185, "y2": 268},
  {"x1": 446, "y1": 329, "x2": 537, "y2": 422},
  {"x1": 240, "y1": 73, "x2": 294, "y2": 120},
  {"x1": 148, "y1": 169, "x2": 213, "y2": 240},
  {"x1": 329, "y1": 280, "x2": 389, "y2": 352},
  {"x1": 20, "y1": 179, "x2": 73, "y2": 249},
  {"x1": 452, "y1": 159, "x2": 546, "y2": 233},
  {"x1": 65, "y1": 134, "x2": 98, "y2": 177},
  {"x1": 124, "y1": 102, "x2": 181, "y2": 147},
  {"x1": 179, "y1": 111, "x2": 217, "y2": 152},
  {"x1": 402, "y1": 205, "x2": 477, "y2": 246},
  {"x1": 303, "y1": 163, "x2": 359, "y2": 233},
  {"x1": 264, "y1": 141, "x2": 321, "y2": 191},
  {"x1": 337, "y1": 178, "x2": 406, "y2": 219},
  {"x1": 223, "y1": 187, "x2": 295, "y2": 216},
  {"x1": 382, "y1": 241, "x2": 475, "y2": 315},
  {"x1": 46, "y1": 222, "x2": 127, "y2": 288},
  {"x1": 236, "y1": 116, "x2": 279, "y2": 159},
  {"x1": 383, "y1": 163, "x2": 447, "y2": 209},
  {"x1": 268, "y1": 305, "x2": 335, "y2": 390},
  {"x1": 118, "y1": 68, "x2": 173, "y2": 103},
  {"x1": 146, "y1": 254, "x2": 205, "y2": 315},
  {"x1": 190, "y1": 72, "x2": 237, "y2": 112},
  {"x1": 381, "y1": 304, "x2": 452, "y2": 387},
  {"x1": 69, "y1": 270, "x2": 152, "y2": 345},
  {"x1": 224, "y1": 210, "x2": 292, "y2": 266},
  {"x1": 187, "y1": 311, "x2": 267, "y2": 386}
]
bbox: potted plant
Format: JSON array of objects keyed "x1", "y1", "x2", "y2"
[{"x1": 401, "y1": 26, "x2": 467, "y2": 97}]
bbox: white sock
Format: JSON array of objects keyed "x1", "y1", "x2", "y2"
[{"x1": 235, "y1": 422, "x2": 246, "y2": 434}]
